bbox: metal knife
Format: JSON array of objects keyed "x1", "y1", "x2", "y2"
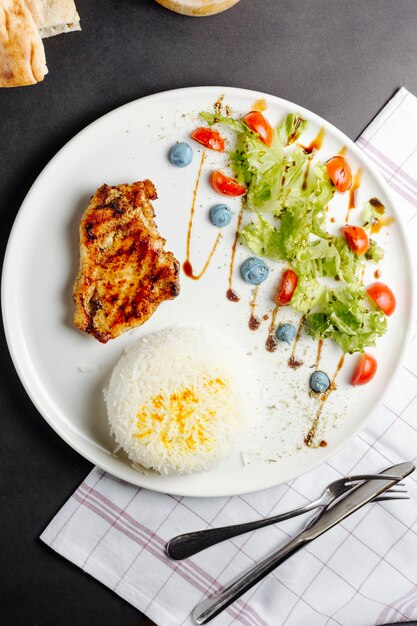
[{"x1": 192, "y1": 462, "x2": 415, "y2": 625}]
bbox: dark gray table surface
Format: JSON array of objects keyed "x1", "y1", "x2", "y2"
[{"x1": 1, "y1": 1, "x2": 417, "y2": 624}]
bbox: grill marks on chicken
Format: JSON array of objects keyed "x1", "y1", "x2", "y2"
[{"x1": 73, "y1": 180, "x2": 180, "y2": 343}]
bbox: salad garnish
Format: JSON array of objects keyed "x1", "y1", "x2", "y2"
[{"x1": 200, "y1": 108, "x2": 395, "y2": 358}]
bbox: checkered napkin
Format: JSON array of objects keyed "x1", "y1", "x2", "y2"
[{"x1": 41, "y1": 88, "x2": 417, "y2": 626}]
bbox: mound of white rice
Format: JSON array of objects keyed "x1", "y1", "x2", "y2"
[{"x1": 106, "y1": 327, "x2": 254, "y2": 475}]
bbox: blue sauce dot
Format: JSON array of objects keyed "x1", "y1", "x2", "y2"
[
  {"x1": 240, "y1": 257, "x2": 269, "y2": 285},
  {"x1": 169, "y1": 143, "x2": 193, "y2": 168},
  {"x1": 310, "y1": 370, "x2": 331, "y2": 393},
  {"x1": 210, "y1": 204, "x2": 232, "y2": 228},
  {"x1": 275, "y1": 323, "x2": 297, "y2": 345}
]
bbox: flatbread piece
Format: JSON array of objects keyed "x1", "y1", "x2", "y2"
[
  {"x1": 29, "y1": 0, "x2": 80, "y2": 38},
  {"x1": 0, "y1": 0, "x2": 47, "y2": 87}
]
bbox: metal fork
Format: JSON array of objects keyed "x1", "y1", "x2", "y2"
[{"x1": 166, "y1": 474, "x2": 407, "y2": 560}]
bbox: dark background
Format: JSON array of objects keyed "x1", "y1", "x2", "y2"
[{"x1": 1, "y1": 1, "x2": 417, "y2": 624}]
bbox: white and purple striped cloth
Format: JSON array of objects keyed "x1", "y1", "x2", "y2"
[{"x1": 41, "y1": 88, "x2": 417, "y2": 626}]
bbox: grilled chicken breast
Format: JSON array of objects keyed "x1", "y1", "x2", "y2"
[{"x1": 73, "y1": 180, "x2": 180, "y2": 343}]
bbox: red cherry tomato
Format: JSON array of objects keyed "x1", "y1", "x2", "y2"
[
  {"x1": 366, "y1": 282, "x2": 396, "y2": 316},
  {"x1": 190, "y1": 127, "x2": 225, "y2": 152},
  {"x1": 210, "y1": 170, "x2": 246, "y2": 196},
  {"x1": 244, "y1": 111, "x2": 274, "y2": 147},
  {"x1": 351, "y1": 353, "x2": 377, "y2": 386},
  {"x1": 275, "y1": 269, "x2": 298, "y2": 305},
  {"x1": 340, "y1": 225, "x2": 370, "y2": 255},
  {"x1": 326, "y1": 156, "x2": 353, "y2": 192}
]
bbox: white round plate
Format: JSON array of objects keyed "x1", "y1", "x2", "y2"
[{"x1": 2, "y1": 87, "x2": 414, "y2": 497}]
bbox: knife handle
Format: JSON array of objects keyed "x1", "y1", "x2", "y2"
[{"x1": 192, "y1": 535, "x2": 305, "y2": 624}]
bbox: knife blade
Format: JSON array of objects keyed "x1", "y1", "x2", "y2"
[
  {"x1": 302, "y1": 461, "x2": 414, "y2": 539},
  {"x1": 193, "y1": 462, "x2": 415, "y2": 625}
]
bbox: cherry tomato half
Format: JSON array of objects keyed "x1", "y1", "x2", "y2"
[
  {"x1": 244, "y1": 111, "x2": 274, "y2": 147},
  {"x1": 275, "y1": 269, "x2": 298, "y2": 305},
  {"x1": 340, "y1": 225, "x2": 370, "y2": 255},
  {"x1": 190, "y1": 127, "x2": 225, "y2": 152},
  {"x1": 326, "y1": 156, "x2": 353, "y2": 192},
  {"x1": 351, "y1": 353, "x2": 377, "y2": 386},
  {"x1": 366, "y1": 282, "x2": 396, "y2": 316},
  {"x1": 210, "y1": 170, "x2": 246, "y2": 196}
]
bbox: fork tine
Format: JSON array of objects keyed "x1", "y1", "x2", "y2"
[
  {"x1": 386, "y1": 488, "x2": 408, "y2": 494},
  {"x1": 374, "y1": 495, "x2": 410, "y2": 501},
  {"x1": 356, "y1": 481, "x2": 406, "y2": 487},
  {"x1": 345, "y1": 480, "x2": 406, "y2": 489}
]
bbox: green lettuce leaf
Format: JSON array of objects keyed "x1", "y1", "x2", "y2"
[
  {"x1": 332, "y1": 238, "x2": 363, "y2": 284},
  {"x1": 362, "y1": 198, "x2": 385, "y2": 231},
  {"x1": 245, "y1": 162, "x2": 285, "y2": 213},
  {"x1": 242, "y1": 216, "x2": 362, "y2": 285},
  {"x1": 200, "y1": 111, "x2": 247, "y2": 134},
  {"x1": 291, "y1": 274, "x2": 324, "y2": 315},
  {"x1": 276, "y1": 113, "x2": 308, "y2": 145},
  {"x1": 240, "y1": 216, "x2": 282, "y2": 259},
  {"x1": 305, "y1": 287, "x2": 387, "y2": 353},
  {"x1": 309, "y1": 162, "x2": 336, "y2": 212},
  {"x1": 280, "y1": 161, "x2": 335, "y2": 236},
  {"x1": 365, "y1": 239, "x2": 385, "y2": 263}
]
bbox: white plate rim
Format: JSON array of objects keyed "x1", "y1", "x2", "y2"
[{"x1": 2, "y1": 85, "x2": 415, "y2": 496}]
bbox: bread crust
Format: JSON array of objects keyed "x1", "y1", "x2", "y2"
[
  {"x1": 33, "y1": 0, "x2": 81, "y2": 38},
  {"x1": 0, "y1": 0, "x2": 47, "y2": 87}
]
